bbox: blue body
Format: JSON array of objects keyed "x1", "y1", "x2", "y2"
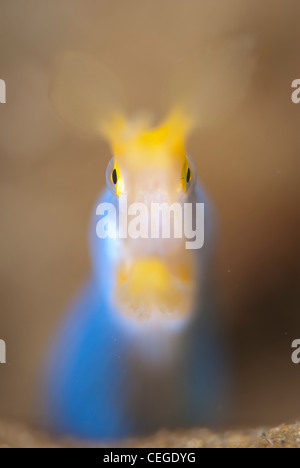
[{"x1": 43, "y1": 184, "x2": 229, "y2": 440}]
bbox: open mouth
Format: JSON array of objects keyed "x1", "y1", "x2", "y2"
[{"x1": 114, "y1": 256, "x2": 197, "y2": 322}]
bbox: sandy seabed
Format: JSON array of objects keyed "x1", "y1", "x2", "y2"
[{"x1": 0, "y1": 420, "x2": 300, "y2": 448}]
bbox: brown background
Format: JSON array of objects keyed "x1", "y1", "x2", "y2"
[{"x1": 0, "y1": 0, "x2": 300, "y2": 429}]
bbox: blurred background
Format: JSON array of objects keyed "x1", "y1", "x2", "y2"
[{"x1": 0, "y1": 0, "x2": 300, "y2": 430}]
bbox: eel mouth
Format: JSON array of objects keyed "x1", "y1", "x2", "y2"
[{"x1": 114, "y1": 256, "x2": 197, "y2": 322}]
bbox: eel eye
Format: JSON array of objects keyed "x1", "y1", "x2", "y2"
[
  {"x1": 186, "y1": 167, "x2": 191, "y2": 184},
  {"x1": 181, "y1": 156, "x2": 196, "y2": 192},
  {"x1": 106, "y1": 158, "x2": 123, "y2": 196},
  {"x1": 112, "y1": 168, "x2": 118, "y2": 185}
]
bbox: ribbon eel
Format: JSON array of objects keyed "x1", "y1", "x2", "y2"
[{"x1": 43, "y1": 36, "x2": 255, "y2": 439}]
